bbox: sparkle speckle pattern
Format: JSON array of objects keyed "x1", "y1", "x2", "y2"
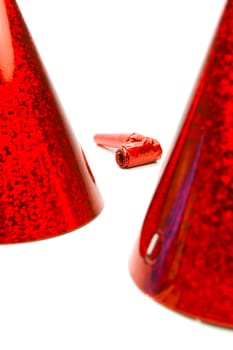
[
  {"x1": 115, "y1": 133, "x2": 162, "y2": 169},
  {"x1": 94, "y1": 133, "x2": 162, "y2": 168},
  {"x1": 130, "y1": 1, "x2": 233, "y2": 328},
  {"x1": 0, "y1": 0, "x2": 103, "y2": 243}
]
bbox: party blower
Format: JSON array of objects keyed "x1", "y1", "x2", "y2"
[
  {"x1": 94, "y1": 133, "x2": 162, "y2": 168},
  {"x1": 130, "y1": 1, "x2": 233, "y2": 328},
  {"x1": 0, "y1": 0, "x2": 103, "y2": 243}
]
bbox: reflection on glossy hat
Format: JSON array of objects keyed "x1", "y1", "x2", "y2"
[
  {"x1": 0, "y1": 0, "x2": 103, "y2": 243},
  {"x1": 130, "y1": 0, "x2": 233, "y2": 328}
]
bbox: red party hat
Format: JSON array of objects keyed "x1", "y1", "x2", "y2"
[
  {"x1": 0, "y1": 0, "x2": 103, "y2": 243},
  {"x1": 130, "y1": 1, "x2": 233, "y2": 328}
]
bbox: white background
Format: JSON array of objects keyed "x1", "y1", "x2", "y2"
[{"x1": 1, "y1": 0, "x2": 232, "y2": 349}]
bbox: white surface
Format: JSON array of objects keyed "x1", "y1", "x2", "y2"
[{"x1": 1, "y1": 1, "x2": 232, "y2": 349}]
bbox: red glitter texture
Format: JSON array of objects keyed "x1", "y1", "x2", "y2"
[
  {"x1": 130, "y1": 1, "x2": 233, "y2": 328},
  {"x1": 0, "y1": 0, "x2": 103, "y2": 243},
  {"x1": 94, "y1": 133, "x2": 162, "y2": 168}
]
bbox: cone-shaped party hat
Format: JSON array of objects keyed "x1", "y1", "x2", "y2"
[
  {"x1": 0, "y1": 0, "x2": 103, "y2": 243},
  {"x1": 130, "y1": 1, "x2": 233, "y2": 328}
]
